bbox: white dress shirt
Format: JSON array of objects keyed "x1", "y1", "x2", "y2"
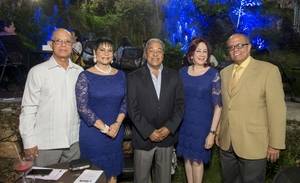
[
  {"x1": 19, "y1": 56, "x2": 83, "y2": 150},
  {"x1": 148, "y1": 63, "x2": 163, "y2": 100}
]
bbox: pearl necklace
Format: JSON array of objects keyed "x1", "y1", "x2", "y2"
[{"x1": 94, "y1": 64, "x2": 112, "y2": 74}]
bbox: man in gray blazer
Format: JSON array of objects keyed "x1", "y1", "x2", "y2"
[{"x1": 127, "y1": 38, "x2": 184, "y2": 183}]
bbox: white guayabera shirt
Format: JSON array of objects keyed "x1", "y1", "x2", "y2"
[{"x1": 19, "y1": 56, "x2": 83, "y2": 150}]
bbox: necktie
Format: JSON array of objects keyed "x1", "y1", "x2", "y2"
[{"x1": 230, "y1": 66, "x2": 242, "y2": 94}]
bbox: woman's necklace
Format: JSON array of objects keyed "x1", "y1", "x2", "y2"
[
  {"x1": 94, "y1": 64, "x2": 112, "y2": 74},
  {"x1": 190, "y1": 65, "x2": 208, "y2": 76}
]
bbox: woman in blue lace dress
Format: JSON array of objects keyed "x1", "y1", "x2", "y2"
[
  {"x1": 177, "y1": 38, "x2": 222, "y2": 183},
  {"x1": 75, "y1": 38, "x2": 126, "y2": 183}
]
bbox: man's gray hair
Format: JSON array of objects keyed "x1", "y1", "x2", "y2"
[
  {"x1": 144, "y1": 38, "x2": 165, "y2": 52},
  {"x1": 143, "y1": 38, "x2": 165, "y2": 59}
]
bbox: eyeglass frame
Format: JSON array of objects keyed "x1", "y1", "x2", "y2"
[
  {"x1": 227, "y1": 43, "x2": 249, "y2": 51},
  {"x1": 51, "y1": 39, "x2": 73, "y2": 46}
]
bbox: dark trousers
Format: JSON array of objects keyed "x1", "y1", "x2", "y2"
[{"x1": 220, "y1": 147, "x2": 267, "y2": 183}]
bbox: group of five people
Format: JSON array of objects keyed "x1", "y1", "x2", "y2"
[{"x1": 19, "y1": 28, "x2": 286, "y2": 183}]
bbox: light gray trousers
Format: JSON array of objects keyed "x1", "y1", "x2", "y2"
[
  {"x1": 35, "y1": 142, "x2": 80, "y2": 167},
  {"x1": 134, "y1": 146, "x2": 173, "y2": 183}
]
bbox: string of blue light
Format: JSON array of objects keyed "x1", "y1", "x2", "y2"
[{"x1": 165, "y1": 0, "x2": 275, "y2": 51}]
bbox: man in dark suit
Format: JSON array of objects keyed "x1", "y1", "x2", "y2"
[{"x1": 127, "y1": 38, "x2": 184, "y2": 183}]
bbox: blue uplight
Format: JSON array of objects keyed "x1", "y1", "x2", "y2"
[
  {"x1": 209, "y1": 0, "x2": 230, "y2": 4},
  {"x1": 251, "y1": 35, "x2": 268, "y2": 50},
  {"x1": 164, "y1": 0, "x2": 208, "y2": 52},
  {"x1": 33, "y1": 4, "x2": 63, "y2": 47},
  {"x1": 228, "y1": 0, "x2": 274, "y2": 50},
  {"x1": 63, "y1": 0, "x2": 71, "y2": 7},
  {"x1": 164, "y1": 0, "x2": 276, "y2": 51},
  {"x1": 33, "y1": 7, "x2": 42, "y2": 25}
]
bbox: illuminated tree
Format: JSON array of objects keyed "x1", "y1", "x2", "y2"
[
  {"x1": 227, "y1": 0, "x2": 275, "y2": 49},
  {"x1": 164, "y1": 0, "x2": 208, "y2": 51},
  {"x1": 165, "y1": 0, "x2": 276, "y2": 50}
]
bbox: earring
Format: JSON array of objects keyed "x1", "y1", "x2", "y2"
[
  {"x1": 93, "y1": 50, "x2": 97, "y2": 63},
  {"x1": 189, "y1": 57, "x2": 194, "y2": 64}
]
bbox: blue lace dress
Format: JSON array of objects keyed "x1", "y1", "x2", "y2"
[
  {"x1": 177, "y1": 66, "x2": 221, "y2": 163},
  {"x1": 75, "y1": 70, "x2": 126, "y2": 178}
]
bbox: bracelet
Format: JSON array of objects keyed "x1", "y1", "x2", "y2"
[
  {"x1": 100, "y1": 124, "x2": 109, "y2": 134},
  {"x1": 209, "y1": 130, "x2": 216, "y2": 135}
]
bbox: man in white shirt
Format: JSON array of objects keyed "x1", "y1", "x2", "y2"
[{"x1": 19, "y1": 28, "x2": 83, "y2": 166}]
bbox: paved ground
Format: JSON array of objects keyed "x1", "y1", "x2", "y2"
[{"x1": 286, "y1": 101, "x2": 300, "y2": 121}]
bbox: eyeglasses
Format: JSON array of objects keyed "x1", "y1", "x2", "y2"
[
  {"x1": 227, "y1": 43, "x2": 249, "y2": 51},
  {"x1": 52, "y1": 39, "x2": 73, "y2": 46}
]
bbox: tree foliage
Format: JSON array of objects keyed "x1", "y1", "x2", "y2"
[
  {"x1": 0, "y1": 0, "x2": 39, "y2": 49},
  {"x1": 0, "y1": 0, "x2": 161, "y2": 47},
  {"x1": 114, "y1": 0, "x2": 159, "y2": 44},
  {"x1": 0, "y1": 0, "x2": 297, "y2": 54}
]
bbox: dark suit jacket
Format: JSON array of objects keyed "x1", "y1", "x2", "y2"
[{"x1": 127, "y1": 65, "x2": 184, "y2": 150}]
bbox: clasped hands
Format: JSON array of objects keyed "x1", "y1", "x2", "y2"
[
  {"x1": 149, "y1": 127, "x2": 170, "y2": 142},
  {"x1": 95, "y1": 120, "x2": 121, "y2": 139},
  {"x1": 106, "y1": 122, "x2": 121, "y2": 138}
]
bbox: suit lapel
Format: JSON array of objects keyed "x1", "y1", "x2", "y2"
[
  {"x1": 143, "y1": 66, "x2": 159, "y2": 102},
  {"x1": 226, "y1": 65, "x2": 234, "y2": 97},
  {"x1": 159, "y1": 68, "x2": 168, "y2": 101},
  {"x1": 230, "y1": 58, "x2": 257, "y2": 97}
]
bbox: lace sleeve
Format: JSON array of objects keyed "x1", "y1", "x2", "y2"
[
  {"x1": 119, "y1": 71, "x2": 127, "y2": 114},
  {"x1": 212, "y1": 72, "x2": 222, "y2": 107},
  {"x1": 75, "y1": 72, "x2": 99, "y2": 126}
]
